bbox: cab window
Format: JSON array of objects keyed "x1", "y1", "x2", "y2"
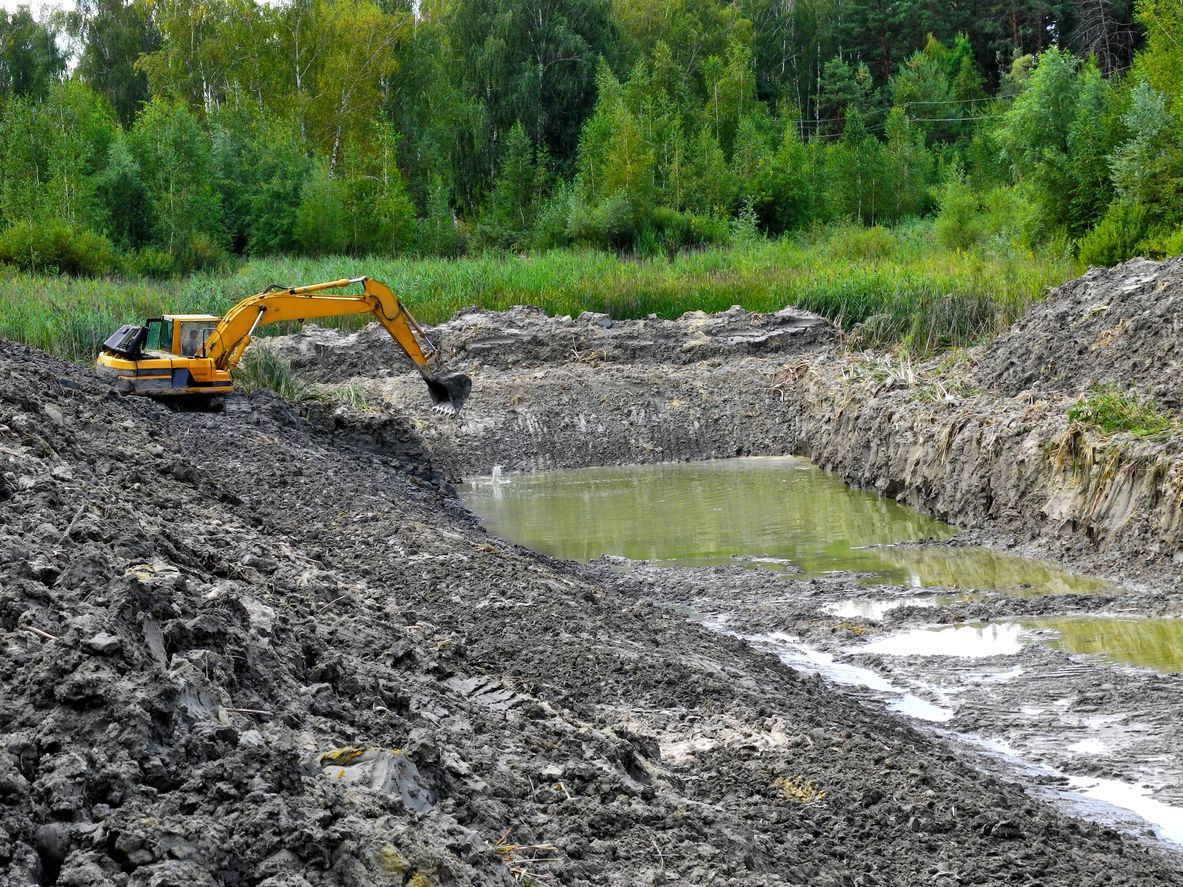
[
  {"x1": 144, "y1": 319, "x2": 173, "y2": 352},
  {"x1": 179, "y1": 321, "x2": 217, "y2": 356}
]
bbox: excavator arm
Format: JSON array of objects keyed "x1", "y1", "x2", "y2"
[{"x1": 201, "y1": 277, "x2": 471, "y2": 413}]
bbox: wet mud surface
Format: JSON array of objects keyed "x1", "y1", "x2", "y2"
[
  {"x1": 586, "y1": 558, "x2": 1183, "y2": 844},
  {"x1": 5, "y1": 257, "x2": 1183, "y2": 884}
]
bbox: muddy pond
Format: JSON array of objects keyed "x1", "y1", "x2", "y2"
[
  {"x1": 463, "y1": 457, "x2": 1183, "y2": 847},
  {"x1": 461, "y1": 456, "x2": 1109, "y2": 591}
]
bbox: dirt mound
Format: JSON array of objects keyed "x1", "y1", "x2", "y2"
[
  {"x1": 5, "y1": 338, "x2": 1183, "y2": 884},
  {"x1": 975, "y1": 257, "x2": 1183, "y2": 406},
  {"x1": 269, "y1": 304, "x2": 836, "y2": 384}
]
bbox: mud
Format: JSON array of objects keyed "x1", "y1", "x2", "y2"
[
  {"x1": 586, "y1": 558, "x2": 1183, "y2": 827},
  {"x1": 6, "y1": 257, "x2": 1183, "y2": 884}
]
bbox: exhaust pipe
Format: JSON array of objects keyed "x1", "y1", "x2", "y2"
[{"x1": 423, "y1": 371, "x2": 472, "y2": 415}]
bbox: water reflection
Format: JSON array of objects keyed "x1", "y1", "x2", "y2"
[
  {"x1": 1028, "y1": 618, "x2": 1183, "y2": 673},
  {"x1": 461, "y1": 457, "x2": 1108, "y2": 595},
  {"x1": 859, "y1": 624, "x2": 1026, "y2": 658}
]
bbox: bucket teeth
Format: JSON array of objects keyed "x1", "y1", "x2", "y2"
[{"x1": 424, "y1": 371, "x2": 472, "y2": 416}]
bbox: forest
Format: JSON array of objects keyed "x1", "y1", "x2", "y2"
[{"x1": 0, "y1": 0, "x2": 1179, "y2": 278}]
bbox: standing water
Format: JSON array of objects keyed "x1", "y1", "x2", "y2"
[{"x1": 460, "y1": 456, "x2": 1107, "y2": 593}]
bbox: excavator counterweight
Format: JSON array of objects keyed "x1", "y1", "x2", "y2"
[{"x1": 95, "y1": 277, "x2": 471, "y2": 414}]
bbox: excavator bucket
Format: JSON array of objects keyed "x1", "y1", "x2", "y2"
[{"x1": 424, "y1": 371, "x2": 472, "y2": 415}]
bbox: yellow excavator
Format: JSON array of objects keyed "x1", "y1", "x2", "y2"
[{"x1": 95, "y1": 277, "x2": 471, "y2": 414}]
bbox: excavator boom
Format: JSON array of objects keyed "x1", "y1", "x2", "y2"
[{"x1": 96, "y1": 277, "x2": 471, "y2": 414}]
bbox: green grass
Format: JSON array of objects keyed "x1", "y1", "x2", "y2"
[
  {"x1": 0, "y1": 220, "x2": 1074, "y2": 363},
  {"x1": 1067, "y1": 383, "x2": 1177, "y2": 437}
]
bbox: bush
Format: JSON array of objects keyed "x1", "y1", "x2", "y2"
[
  {"x1": 825, "y1": 224, "x2": 897, "y2": 260},
  {"x1": 531, "y1": 184, "x2": 575, "y2": 250},
  {"x1": 686, "y1": 213, "x2": 729, "y2": 246},
  {"x1": 594, "y1": 193, "x2": 637, "y2": 248},
  {"x1": 0, "y1": 221, "x2": 115, "y2": 276},
  {"x1": 933, "y1": 174, "x2": 982, "y2": 250},
  {"x1": 1077, "y1": 202, "x2": 1149, "y2": 267},
  {"x1": 1138, "y1": 225, "x2": 1183, "y2": 260},
  {"x1": 120, "y1": 247, "x2": 177, "y2": 278},
  {"x1": 174, "y1": 233, "x2": 223, "y2": 274}
]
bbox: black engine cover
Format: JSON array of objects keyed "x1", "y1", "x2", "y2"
[{"x1": 103, "y1": 324, "x2": 147, "y2": 359}]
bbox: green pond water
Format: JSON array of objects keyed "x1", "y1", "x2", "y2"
[
  {"x1": 461, "y1": 457, "x2": 1111, "y2": 594},
  {"x1": 1033, "y1": 617, "x2": 1183, "y2": 673},
  {"x1": 855, "y1": 618, "x2": 1183, "y2": 673}
]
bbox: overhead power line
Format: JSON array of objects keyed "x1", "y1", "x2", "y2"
[
  {"x1": 905, "y1": 112, "x2": 1009, "y2": 122},
  {"x1": 903, "y1": 94, "x2": 1019, "y2": 106}
]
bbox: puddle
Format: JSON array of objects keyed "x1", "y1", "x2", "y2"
[
  {"x1": 746, "y1": 631, "x2": 956, "y2": 722},
  {"x1": 823, "y1": 597, "x2": 937, "y2": 620},
  {"x1": 461, "y1": 458, "x2": 1108, "y2": 594},
  {"x1": 1065, "y1": 777, "x2": 1183, "y2": 845},
  {"x1": 1026, "y1": 617, "x2": 1183, "y2": 673},
  {"x1": 857, "y1": 624, "x2": 1026, "y2": 658}
]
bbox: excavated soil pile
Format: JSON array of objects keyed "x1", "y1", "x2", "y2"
[
  {"x1": 4, "y1": 338, "x2": 1183, "y2": 885},
  {"x1": 975, "y1": 256, "x2": 1183, "y2": 406},
  {"x1": 269, "y1": 306, "x2": 834, "y2": 477},
  {"x1": 273, "y1": 305, "x2": 834, "y2": 382}
]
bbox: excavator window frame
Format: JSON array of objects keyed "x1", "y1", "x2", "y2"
[
  {"x1": 179, "y1": 320, "x2": 218, "y2": 356},
  {"x1": 144, "y1": 318, "x2": 173, "y2": 353}
]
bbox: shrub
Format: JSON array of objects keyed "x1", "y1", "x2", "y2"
[
  {"x1": 175, "y1": 233, "x2": 223, "y2": 274},
  {"x1": 1137, "y1": 225, "x2": 1183, "y2": 260},
  {"x1": 594, "y1": 193, "x2": 637, "y2": 248},
  {"x1": 825, "y1": 224, "x2": 897, "y2": 260},
  {"x1": 120, "y1": 247, "x2": 177, "y2": 278},
  {"x1": 1067, "y1": 383, "x2": 1174, "y2": 436},
  {"x1": 933, "y1": 174, "x2": 982, "y2": 250},
  {"x1": 531, "y1": 184, "x2": 575, "y2": 250},
  {"x1": 0, "y1": 221, "x2": 115, "y2": 276},
  {"x1": 1077, "y1": 202, "x2": 1149, "y2": 267},
  {"x1": 729, "y1": 200, "x2": 762, "y2": 248}
]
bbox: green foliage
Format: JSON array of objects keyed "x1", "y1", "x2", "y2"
[
  {"x1": 0, "y1": 0, "x2": 1171, "y2": 275},
  {"x1": 98, "y1": 132, "x2": 150, "y2": 250},
  {"x1": 1076, "y1": 202, "x2": 1150, "y2": 267},
  {"x1": 1138, "y1": 226, "x2": 1183, "y2": 260},
  {"x1": 1109, "y1": 80, "x2": 1183, "y2": 223},
  {"x1": 120, "y1": 247, "x2": 177, "y2": 279},
  {"x1": 1, "y1": 221, "x2": 1073, "y2": 364},
  {"x1": 420, "y1": 176, "x2": 463, "y2": 257},
  {"x1": 66, "y1": 0, "x2": 159, "y2": 127},
  {"x1": 934, "y1": 170, "x2": 982, "y2": 250},
  {"x1": 824, "y1": 225, "x2": 897, "y2": 261},
  {"x1": 999, "y1": 47, "x2": 1081, "y2": 230},
  {"x1": 1067, "y1": 384, "x2": 1176, "y2": 437},
  {"x1": 479, "y1": 122, "x2": 543, "y2": 250},
  {"x1": 234, "y1": 348, "x2": 314, "y2": 402},
  {"x1": 0, "y1": 8, "x2": 66, "y2": 99},
  {"x1": 0, "y1": 220, "x2": 115, "y2": 276},
  {"x1": 129, "y1": 99, "x2": 223, "y2": 262}
]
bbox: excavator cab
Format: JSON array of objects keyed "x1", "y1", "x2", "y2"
[{"x1": 96, "y1": 278, "x2": 471, "y2": 414}]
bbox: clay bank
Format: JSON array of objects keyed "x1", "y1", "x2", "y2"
[{"x1": 3, "y1": 258, "x2": 1183, "y2": 886}]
